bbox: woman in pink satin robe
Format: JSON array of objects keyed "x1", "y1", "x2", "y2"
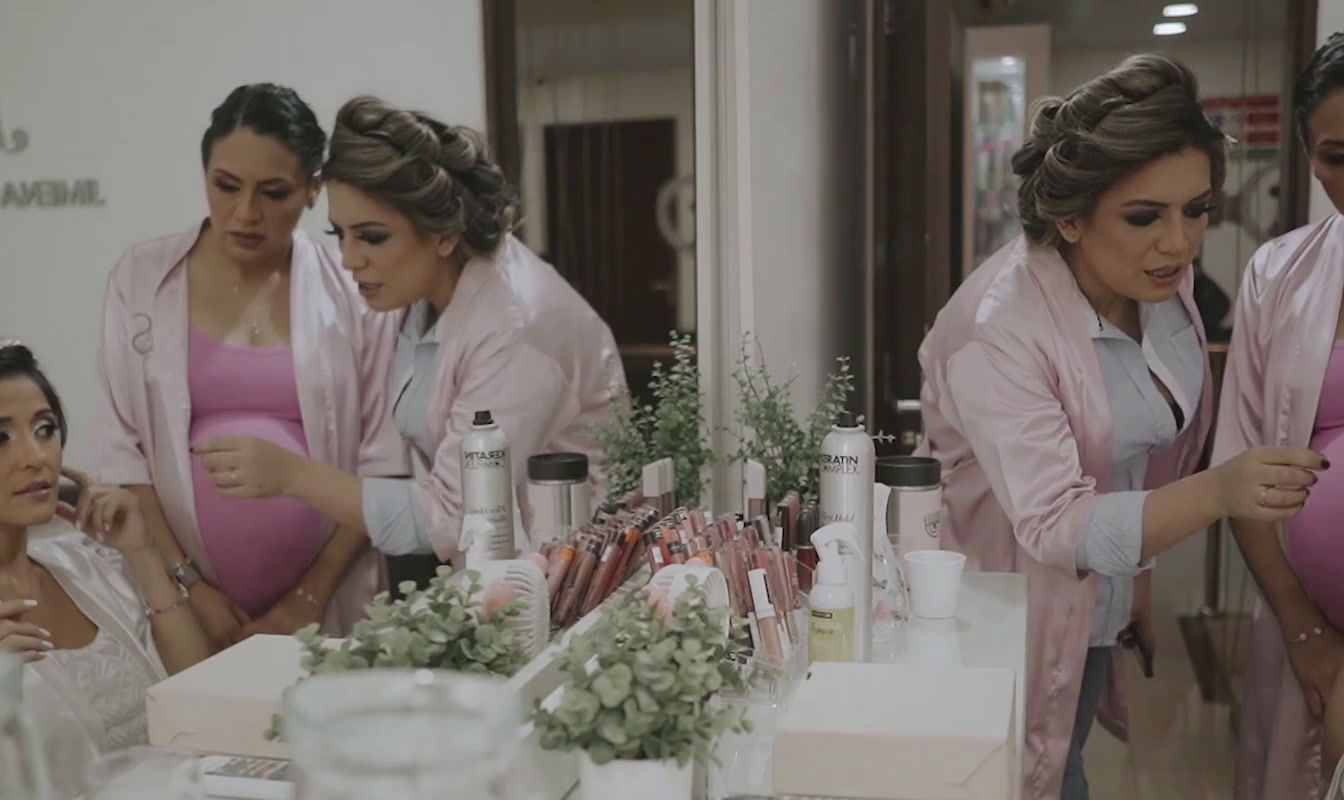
[
  {"x1": 916, "y1": 56, "x2": 1324, "y2": 800},
  {"x1": 92, "y1": 85, "x2": 406, "y2": 648},
  {"x1": 0, "y1": 343, "x2": 212, "y2": 797},
  {"x1": 1213, "y1": 34, "x2": 1344, "y2": 799},
  {"x1": 193, "y1": 96, "x2": 625, "y2": 568}
]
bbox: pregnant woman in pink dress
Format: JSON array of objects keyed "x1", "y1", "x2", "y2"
[
  {"x1": 1289, "y1": 349, "x2": 1344, "y2": 632},
  {"x1": 1212, "y1": 35, "x2": 1344, "y2": 799},
  {"x1": 92, "y1": 84, "x2": 405, "y2": 649},
  {"x1": 186, "y1": 330, "x2": 327, "y2": 618}
]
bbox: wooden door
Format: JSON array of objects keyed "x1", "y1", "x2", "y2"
[{"x1": 544, "y1": 118, "x2": 681, "y2": 399}]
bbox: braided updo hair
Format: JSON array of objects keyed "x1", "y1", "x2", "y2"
[
  {"x1": 323, "y1": 96, "x2": 520, "y2": 259},
  {"x1": 1012, "y1": 54, "x2": 1226, "y2": 249}
]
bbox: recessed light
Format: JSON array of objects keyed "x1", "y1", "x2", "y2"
[
  {"x1": 1000, "y1": 56, "x2": 1019, "y2": 67},
  {"x1": 1163, "y1": 4, "x2": 1199, "y2": 17},
  {"x1": 1154, "y1": 21, "x2": 1187, "y2": 35}
]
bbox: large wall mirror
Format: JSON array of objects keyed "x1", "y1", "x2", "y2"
[{"x1": 485, "y1": 0, "x2": 696, "y2": 406}]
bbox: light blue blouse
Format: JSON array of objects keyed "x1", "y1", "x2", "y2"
[{"x1": 1079, "y1": 295, "x2": 1204, "y2": 646}]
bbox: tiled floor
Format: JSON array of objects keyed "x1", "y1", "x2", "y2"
[{"x1": 1083, "y1": 533, "x2": 1240, "y2": 799}]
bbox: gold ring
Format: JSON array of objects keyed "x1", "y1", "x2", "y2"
[{"x1": 1258, "y1": 486, "x2": 1269, "y2": 507}]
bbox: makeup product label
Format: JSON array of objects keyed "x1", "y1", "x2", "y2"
[
  {"x1": 461, "y1": 411, "x2": 514, "y2": 560},
  {"x1": 809, "y1": 606, "x2": 855, "y2": 662}
]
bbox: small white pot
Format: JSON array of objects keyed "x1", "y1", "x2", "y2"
[{"x1": 578, "y1": 750, "x2": 692, "y2": 800}]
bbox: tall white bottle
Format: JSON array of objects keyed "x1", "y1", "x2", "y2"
[
  {"x1": 818, "y1": 411, "x2": 875, "y2": 662},
  {"x1": 460, "y1": 410, "x2": 515, "y2": 560}
]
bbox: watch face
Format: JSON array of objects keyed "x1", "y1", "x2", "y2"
[{"x1": 174, "y1": 562, "x2": 202, "y2": 588}]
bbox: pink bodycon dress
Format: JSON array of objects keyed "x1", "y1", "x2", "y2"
[
  {"x1": 188, "y1": 326, "x2": 325, "y2": 618},
  {"x1": 1288, "y1": 340, "x2": 1344, "y2": 629}
]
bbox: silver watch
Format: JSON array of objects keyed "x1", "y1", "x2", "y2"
[{"x1": 169, "y1": 559, "x2": 202, "y2": 593}]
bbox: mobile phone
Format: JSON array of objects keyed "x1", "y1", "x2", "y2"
[
  {"x1": 57, "y1": 477, "x2": 81, "y2": 507},
  {"x1": 198, "y1": 755, "x2": 294, "y2": 800},
  {"x1": 1117, "y1": 622, "x2": 1154, "y2": 679}
]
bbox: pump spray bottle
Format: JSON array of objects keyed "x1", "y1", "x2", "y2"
[
  {"x1": 809, "y1": 522, "x2": 861, "y2": 662},
  {"x1": 818, "y1": 411, "x2": 874, "y2": 661}
]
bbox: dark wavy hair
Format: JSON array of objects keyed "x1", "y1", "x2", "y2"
[
  {"x1": 201, "y1": 83, "x2": 327, "y2": 177},
  {"x1": 0, "y1": 343, "x2": 67, "y2": 444},
  {"x1": 1294, "y1": 32, "x2": 1344, "y2": 144}
]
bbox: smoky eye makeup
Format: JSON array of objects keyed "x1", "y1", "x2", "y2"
[
  {"x1": 326, "y1": 224, "x2": 390, "y2": 245},
  {"x1": 1123, "y1": 210, "x2": 1161, "y2": 227}
]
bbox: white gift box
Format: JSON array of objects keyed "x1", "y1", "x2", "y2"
[{"x1": 772, "y1": 661, "x2": 1017, "y2": 800}]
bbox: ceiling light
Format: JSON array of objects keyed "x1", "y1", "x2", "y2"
[
  {"x1": 1000, "y1": 56, "x2": 1019, "y2": 67},
  {"x1": 1163, "y1": 4, "x2": 1199, "y2": 17},
  {"x1": 1153, "y1": 21, "x2": 1187, "y2": 35}
]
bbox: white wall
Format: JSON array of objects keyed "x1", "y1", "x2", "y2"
[
  {"x1": 1053, "y1": 39, "x2": 1283, "y2": 303},
  {"x1": 0, "y1": 0, "x2": 485, "y2": 465},
  {"x1": 741, "y1": 0, "x2": 865, "y2": 413}
]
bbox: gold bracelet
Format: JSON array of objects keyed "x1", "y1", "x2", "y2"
[
  {"x1": 145, "y1": 593, "x2": 187, "y2": 619},
  {"x1": 1288, "y1": 626, "x2": 1325, "y2": 645},
  {"x1": 295, "y1": 586, "x2": 321, "y2": 609}
]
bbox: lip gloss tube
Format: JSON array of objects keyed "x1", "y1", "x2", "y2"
[
  {"x1": 546, "y1": 543, "x2": 576, "y2": 602},
  {"x1": 644, "y1": 529, "x2": 668, "y2": 573},
  {"x1": 668, "y1": 539, "x2": 688, "y2": 565},
  {"x1": 715, "y1": 549, "x2": 747, "y2": 618},
  {"x1": 748, "y1": 568, "x2": 783, "y2": 664},
  {"x1": 556, "y1": 537, "x2": 603, "y2": 625},
  {"x1": 796, "y1": 545, "x2": 817, "y2": 594},
  {"x1": 580, "y1": 533, "x2": 621, "y2": 615},
  {"x1": 754, "y1": 548, "x2": 796, "y2": 642},
  {"x1": 585, "y1": 527, "x2": 640, "y2": 613}
]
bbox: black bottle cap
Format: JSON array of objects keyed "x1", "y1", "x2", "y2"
[
  {"x1": 876, "y1": 456, "x2": 941, "y2": 488},
  {"x1": 835, "y1": 410, "x2": 858, "y2": 428},
  {"x1": 472, "y1": 410, "x2": 494, "y2": 426},
  {"x1": 528, "y1": 453, "x2": 590, "y2": 482}
]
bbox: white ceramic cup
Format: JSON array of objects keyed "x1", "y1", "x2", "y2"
[{"x1": 903, "y1": 550, "x2": 966, "y2": 619}]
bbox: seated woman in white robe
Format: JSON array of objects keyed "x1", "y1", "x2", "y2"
[{"x1": 0, "y1": 342, "x2": 211, "y2": 794}]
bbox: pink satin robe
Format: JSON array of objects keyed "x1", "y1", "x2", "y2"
[
  {"x1": 90, "y1": 223, "x2": 408, "y2": 635},
  {"x1": 404, "y1": 235, "x2": 626, "y2": 561},
  {"x1": 1210, "y1": 214, "x2": 1344, "y2": 800},
  {"x1": 915, "y1": 236, "x2": 1212, "y2": 800}
]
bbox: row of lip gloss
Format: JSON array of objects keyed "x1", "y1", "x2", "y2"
[
  {"x1": 531, "y1": 482, "x2": 821, "y2": 663},
  {"x1": 640, "y1": 505, "x2": 814, "y2": 666},
  {"x1": 537, "y1": 502, "x2": 663, "y2": 628}
]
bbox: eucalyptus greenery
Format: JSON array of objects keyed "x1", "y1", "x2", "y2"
[
  {"x1": 533, "y1": 579, "x2": 750, "y2": 766},
  {"x1": 732, "y1": 338, "x2": 869, "y2": 504},
  {"x1": 594, "y1": 331, "x2": 714, "y2": 505},
  {"x1": 265, "y1": 566, "x2": 527, "y2": 741}
]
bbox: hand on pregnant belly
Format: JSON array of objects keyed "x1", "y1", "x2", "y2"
[
  {"x1": 236, "y1": 587, "x2": 324, "y2": 642},
  {"x1": 193, "y1": 435, "x2": 302, "y2": 498}
]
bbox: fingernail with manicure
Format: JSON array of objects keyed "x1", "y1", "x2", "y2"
[
  {"x1": 40, "y1": 641, "x2": 54, "y2": 650},
  {"x1": 22, "y1": 600, "x2": 37, "y2": 608},
  {"x1": 39, "y1": 628, "x2": 51, "y2": 638}
]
